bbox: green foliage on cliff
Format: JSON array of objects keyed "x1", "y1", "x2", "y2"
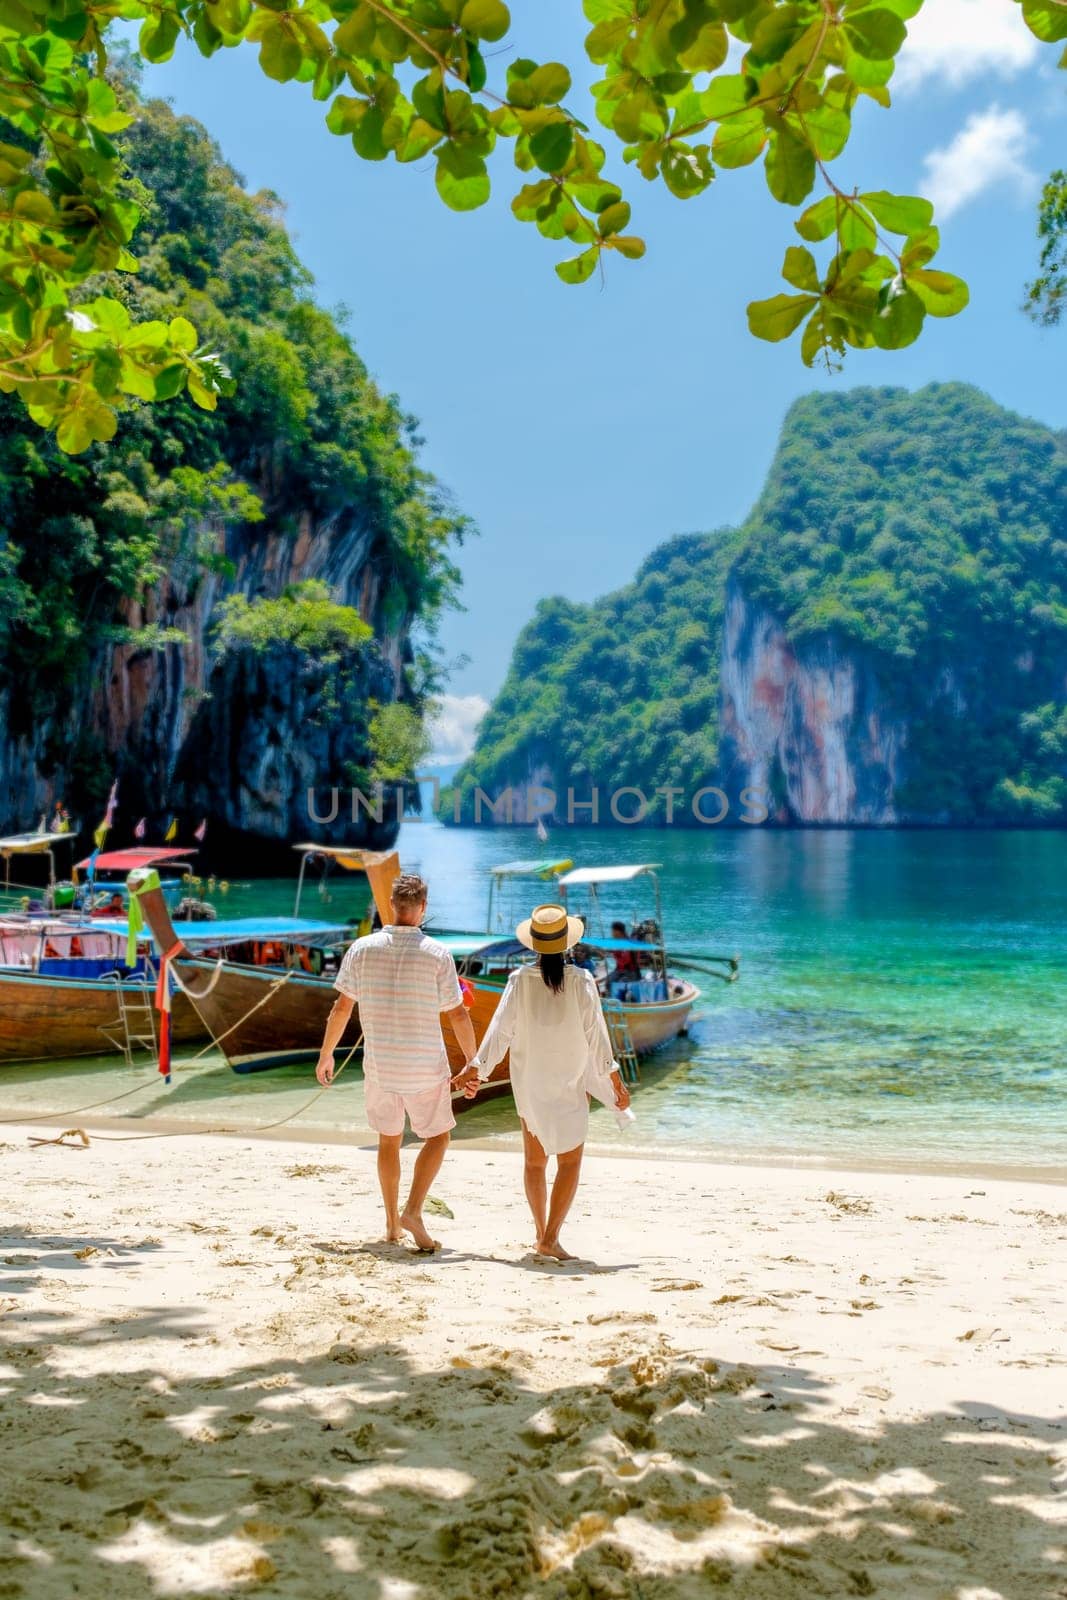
[
  {"x1": 448, "y1": 383, "x2": 1067, "y2": 825},
  {"x1": 0, "y1": 90, "x2": 463, "y2": 786},
  {"x1": 446, "y1": 530, "x2": 737, "y2": 816},
  {"x1": 214, "y1": 581, "x2": 374, "y2": 656}
]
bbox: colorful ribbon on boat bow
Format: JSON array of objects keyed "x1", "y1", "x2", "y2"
[{"x1": 126, "y1": 868, "x2": 176, "y2": 1084}]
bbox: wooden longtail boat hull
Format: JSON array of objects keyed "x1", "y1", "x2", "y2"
[
  {"x1": 172, "y1": 958, "x2": 511, "y2": 1087},
  {"x1": 0, "y1": 969, "x2": 203, "y2": 1064}
]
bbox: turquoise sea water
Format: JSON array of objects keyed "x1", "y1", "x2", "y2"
[{"x1": 1, "y1": 826, "x2": 1064, "y2": 1178}]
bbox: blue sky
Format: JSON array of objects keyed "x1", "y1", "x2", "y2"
[{"x1": 133, "y1": 0, "x2": 1066, "y2": 759}]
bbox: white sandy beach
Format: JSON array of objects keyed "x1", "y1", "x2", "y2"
[{"x1": 1, "y1": 1125, "x2": 1065, "y2": 1599}]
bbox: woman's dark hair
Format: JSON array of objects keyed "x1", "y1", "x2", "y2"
[{"x1": 539, "y1": 952, "x2": 566, "y2": 994}]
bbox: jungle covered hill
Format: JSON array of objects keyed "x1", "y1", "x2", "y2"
[
  {"x1": 445, "y1": 383, "x2": 1067, "y2": 827},
  {"x1": 0, "y1": 84, "x2": 465, "y2": 861}
]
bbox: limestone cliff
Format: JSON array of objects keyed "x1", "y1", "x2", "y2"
[
  {"x1": 0, "y1": 95, "x2": 460, "y2": 865},
  {"x1": 446, "y1": 384, "x2": 1067, "y2": 827},
  {"x1": 717, "y1": 578, "x2": 906, "y2": 824}
]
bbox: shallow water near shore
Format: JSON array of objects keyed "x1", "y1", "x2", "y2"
[{"x1": 2, "y1": 825, "x2": 1064, "y2": 1179}]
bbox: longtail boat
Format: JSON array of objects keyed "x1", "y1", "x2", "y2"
[
  {"x1": 129, "y1": 851, "x2": 725, "y2": 1090},
  {"x1": 0, "y1": 909, "x2": 358, "y2": 1066},
  {"x1": 0, "y1": 919, "x2": 204, "y2": 1064}
]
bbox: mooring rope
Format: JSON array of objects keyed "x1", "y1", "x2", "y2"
[{"x1": 12, "y1": 1031, "x2": 365, "y2": 1147}]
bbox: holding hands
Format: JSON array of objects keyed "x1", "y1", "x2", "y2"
[{"x1": 451, "y1": 1062, "x2": 480, "y2": 1099}]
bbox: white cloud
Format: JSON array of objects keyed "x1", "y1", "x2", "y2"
[
  {"x1": 425, "y1": 693, "x2": 488, "y2": 764},
  {"x1": 895, "y1": 0, "x2": 1040, "y2": 92},
  {"x1": 921, "y1": 105, "x2": 1034, "y2": 219}
]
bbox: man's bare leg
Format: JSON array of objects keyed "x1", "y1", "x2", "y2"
[
  {"x1": 377, "y1": 1134, "x2": 403, "y2": 1242},
  {"x1": 521, "y1": 1121, "x2": 548, "y2": 1246},
  {"x1": 399, "y1": 1132, "x2": 450, "y2": 1250},
  {"x1": 539, "y1": 1144, "x2": 584, "y2": 1261}
]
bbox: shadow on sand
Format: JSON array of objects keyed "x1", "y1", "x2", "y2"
[{"x1": 0, "y1": 1267, "x2": 1064, "y2": 1599}]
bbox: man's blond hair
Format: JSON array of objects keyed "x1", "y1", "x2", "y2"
[{"x1": 390, "y1": 872, "x2": 428, "y2": 909}]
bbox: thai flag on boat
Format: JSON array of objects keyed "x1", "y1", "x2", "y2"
[
  {"x1": 194, "y1": 818, "x2": 207, "y2": 842},
  {"x1": 134, "y1": 817, "x2": 146, "y2": 839}
]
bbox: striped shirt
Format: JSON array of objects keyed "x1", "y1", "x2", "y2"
[{"x1": 334, "y1": 925, "x2": 462, "y2": 1092}]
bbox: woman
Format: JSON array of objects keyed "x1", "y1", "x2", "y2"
[{"x1": 456, "y1": 904, "x2": 630, "y2": 1260}]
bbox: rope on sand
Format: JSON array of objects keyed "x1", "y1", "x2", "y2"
[{"x1": 15, "y1": 1033, "x2": 365, "y2": 1147}]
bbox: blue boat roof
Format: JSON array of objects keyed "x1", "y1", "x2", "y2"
[{"x1": 108, "y1": 916, "x2": 354, "y2": 946}]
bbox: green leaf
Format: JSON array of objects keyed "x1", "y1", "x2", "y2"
[
  {"x1": 839, "y1": 202, "x2": 877, "y2": 251},
  {"x1": 802, "y1": 102, "x2": 850, "y2": 161},
  {"x1": 435, "y1": 143, "x2": 490, "y2": 210},
  {"x1": 900, "y1": 225, "x2": 940, "y2": 270},
  {"x1": 168, "y1": 316, "x2": 198, "y2": 351},
  {"x1": 611, "y1": 234, "x2": 645, "y2": 259},
  {"x1": 259, "y1": 21, "x2": 303, "y2": 82},
  {"x1": 699, "y1": 75, "x2": 750, "y2": 120},
  {"x1": 782, "y1": 244, "x2": 820, "y2": 292},
  {"x1": 555, "y1": 245, "x2": 599, "y2": 283},
  {"x1": 747, "y1": 291, "x2": 818, "y2": 342},
  {"x1": 460, "y1": 0, "x2": 510, "y2": 40},
  {"x1": 795, "y1": 194, "x2": 838, "y2": 241},
  {"x1": 765, "y1": 124, "x2": 815, "y2": 204},
  {"x1": 583, "y1": 0, "x2": 629, "y2": 18},
  {"x1": 861, "y1": 190, "x2": 934, "y2": 235},
  {"x1": 139, "y1": 10, "x2": 182, "y2": 62},
  {"x1": 1021, "y1": 0, "x2": 1067, "y2": 42},
  {"x1": 661, "y1": 142, "x2": 715, "y2": 198},
  {"x1": 507, "y1": 59, "x2": 572, "y2": 108},
  {"x1": 712, "y1": 108, "x2": 765, "y2": 169},
  {"x1": 596, "y1": 200, "x2": 631, "y2": 235},
  {"x1": 55, "y1": 391, "x2": 118, "y2": 454},
  {"x1": 871, "y1": 284, "x2": 925, "y2": 348},
  {"x1": 907, "y1": 268, "x2": 969, "y2": 317},
  {"x1": 154, "y1": 363, "x2": 187, "y2": 401},
  {"x1": 529, "y1": 119, "x2": 574, "y2": 173},
  {"x1": 842, "y1": 7, "x2": 907, "y2": 57}
]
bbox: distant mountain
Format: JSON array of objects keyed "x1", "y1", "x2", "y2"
[{"x1": 444, "y1": 383, "x2": 1067, "y2": 826}]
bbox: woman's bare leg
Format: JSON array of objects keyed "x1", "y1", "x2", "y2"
[
  {"x1": 540, "y1": 1143, "x2": 584, "y2": 1261},
  {"x1": 521, "y1": 1121, "x2": 548, "y2": 1244}
]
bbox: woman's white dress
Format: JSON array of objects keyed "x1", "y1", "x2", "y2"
[{"x1": 473, "y1": 964, "x2": 619, "y2": 1155}]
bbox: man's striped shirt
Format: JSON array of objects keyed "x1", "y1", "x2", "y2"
[{"x1": 334, "y1": 925, "x2": 462, "y2": 1091}]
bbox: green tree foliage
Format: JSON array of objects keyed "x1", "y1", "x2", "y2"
[
  {"x1": 213, "y1": 579, "x2": 374, "y2": 653},
  {"x1": 2, "y1": 0, "x2": 1065, "y2": 447},
  {"x1": 445, "y1": 530, "x2": 738, "y2": 818},
  {"x1": 1025, "y1": 169, "x2": 1067, "y2": 327},
  {"x1": 368, "y1": 699, "x2": 431, "y2": 781},
  {"x1": 448, "y1": 383, "x2": 1067, "y2": 824},
  {"x1": 0, "y1": 93, "x2": 464, "y2": 749}
]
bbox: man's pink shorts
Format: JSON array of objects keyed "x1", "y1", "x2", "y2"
[{"x1": 364, "y1": 1077, "x2": 456, "y2": 1140}]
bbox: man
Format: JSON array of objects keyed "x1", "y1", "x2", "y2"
[{"x1": 315, "y1": 872, "x2": 476, "y2": 1251}]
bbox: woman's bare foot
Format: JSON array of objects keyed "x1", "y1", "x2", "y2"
[
  {"x1": 384, "y1": 1226, "x2": 403, "y2": 1244},
  {"x1": 400, "y1": 1210, "x2": 440, "y2": 1252},
  {"x1": 536, "y1": 1237, "x2": 576, "y2": 1261}
]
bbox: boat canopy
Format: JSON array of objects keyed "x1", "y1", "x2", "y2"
[
  {"x1": 0, "y1": 832, "x2": 76, "y2": 858},
  {"x1": 75, "y1": 846, "x2": 197, "y2": 874},
  {"x1": 489, "y1": 858, "x2": 574, "y2": 880},
  {"x1": 582, "y1": 936, "x2": 658, "y2": 952},
  {"x1": 113, "y1": 915, "x2": 353, "y2": 947},
  {"x1": 293, "y1": 844, "x2": 398, "y2": 871},
  {"x1": 434, "y1": 932, "x2": 521, "y2": 959},
  {"x1": 292, "y1": 844, "x2": 399, "y2": 924},
  {"x1": 558, "y1": 864, "x2": 661, "y2": 886},
  {"x1": 0, "y1": 831, "x2": 77, "y2": 892}
]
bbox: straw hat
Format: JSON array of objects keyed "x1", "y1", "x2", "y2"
[{"x1": 516, "y1": 902, "x2": 585, "y2": 955}]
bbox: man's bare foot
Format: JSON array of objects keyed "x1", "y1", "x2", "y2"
[
  {"x1": 536, "y1": 1237, "x2": 576, "y2": 1261},
  {"x1": 400, "y1": 1210, "x2": 440, "y2": 1252}
]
